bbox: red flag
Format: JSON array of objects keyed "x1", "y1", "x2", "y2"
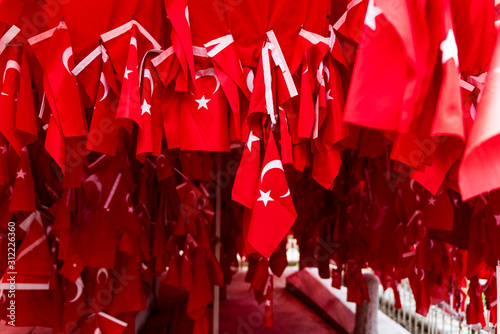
[
  {"x1": 459, "y1": 30, "x2": 500, "y2": 200},
  {"x1": 0, "y1": 44, "x2": 37, "y2": 155},
  {"x1": 97, "y1": 312, "x2": 128, "y2": 334},
  {"x1": 248, "y1": 131, "x2": 297, "y2": 258},
  {"x1": 343, "y1": 0, "x2": 408, "y2": 132},
  {"x1": 137, "y1": 55, "x2": 163, "y2": 161},
  {"x1": 180, "y1": 67, "x2": 230, "y2": 151},
  {"x1": 28, "y1": 22, "x2": 87, "y2": 186},
  {"x1": 333, "y1": 0, "x2": 368, "y2": 43},
  {"x1": 165, "y1": 0, "x2": 195, "y2": 91},
  {"x1": 232, "y1": 131, "x2": 261, "y2": 208},
  {"x1": 0, "y1": 212, "x2": 53, "y2": 290},
  {"x1": 28, "y1": 21, "x2": 87, "y2": 138},
  {"x1": 204, "y1": 34, "x2": 252, "y2": 141},
  {"x1": 72, "y1": 44, "x2": 103, "y2": 109},
  {"x1": 9, "y1": 147, "x2": 36, "y2": 212},
  {"x1": 85, "y1": 45, "x2": 121, "y2": 156},
  {"x1": 116, "y1": 25, "x2": 142, "y2": 128}
]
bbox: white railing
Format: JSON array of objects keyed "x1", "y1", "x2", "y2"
[{"x1": 379, "y1": 279, "x2": 495, "y2": 334}]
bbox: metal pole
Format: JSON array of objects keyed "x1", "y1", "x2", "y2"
[{"x1": 213, "y1": 153, "x2": 222, "y2": 334}]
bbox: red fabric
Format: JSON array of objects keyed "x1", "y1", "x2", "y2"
[
  {"x1": 9, "y1": 147, "x2": 36, "y2": 212},
  {"x1": 232, "y1": 131, "x2": 261, "y2": 208},
  {"x1": 137, "y1": 55, "x2": 163, "y2": 161},
  {"x1": 85, "y1": 46, "x2": 122, "y2": 156},
  {"x1": 248, "y1": 131, "x2": 297, "y2": 258},
  {"x1": 459, "y1": 30, "x2": 500, "y2": 200},
  {"x1": 180, "y1": 67, "x2": 230, "y2": 152},
  {"x1": 116, "y1": 25, "x2": 142, "y2": 129}
]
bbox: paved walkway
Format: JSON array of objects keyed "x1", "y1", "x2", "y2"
[{"x1": 218, "y1": 268, "x2": 337, "y2": 334}]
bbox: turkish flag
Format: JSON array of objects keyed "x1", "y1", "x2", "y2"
[
  {"x1": 205, "y1": 34, "x2": 251, "y2": 141},
  {"x1": 232, "y1": 131, "x2": 261, "y2": 208},
  {"x1": 28, "y1": 21, "x2": 87, "y2": 138},
  {"x1": 165, "y1": 0, "x2": 195, "y2": 91},
  {"x1": 116, "y1": 25, "x2": 142, "y2": 129},
  {"x1": 9, "y1": 146, "x2": 36, "y2": 212},
  {"x1": 180, "y1": 67, "x2": 230, "y2": 152},
  {"x1": 137, "y1": 54, "x2": 163, "y2": 161},
  {"x1": 248, "y1": 130, "x2": 297, "y2": 258},
  {"x1": 422, "y1": 189, "x2": 454, "y2": 231},
  {"x1": 333, "y1": 0, "x2": 368, "y2": 43},
  {"x1": 152, "y1": 46, "x2": 180, "y2": 88},
  {"x1": 412, "y1": 0, "x2": 465, "y2": 195},
  {"x1": 0, "y1": 212, "x2": 53, "y2": 290},
  {"x1": 315, "y1": 53, "x2": 348, "y2": 153},
  {"x1": 97, "y1": 312, "x2": 128, "y2": 334},
  {"x1": 459, "y1": 30, "x2": 500, "y2": 200},
  {"x1": 72, "y1": 44, "x2": 103, "y2": 109},
  {"x1": 343, "y1": 0, "x2": 408, "y2": 133},
  {"x1": 0, "y1": 44, "x2": 37, "y2": 155},
  {"x1": 85, "y1": 45, "x2": 122, "y2": 156},
  {"x1": 28, "y1": 21, "x2": 87, "y2": 186},
  {"x1": 450, "y1": 0, "x2": 496, "y2": 75}
]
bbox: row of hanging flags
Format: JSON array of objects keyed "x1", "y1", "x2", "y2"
[{"x1": 0, "y1": 0, "x2": 498, "y2": 332}]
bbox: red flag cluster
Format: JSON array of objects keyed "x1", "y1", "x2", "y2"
[{"x1": 0, "y1": 0, "x2": 498, "y2": 332}]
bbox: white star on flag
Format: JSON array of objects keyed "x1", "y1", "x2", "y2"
[
  {"x1": 428, "y1": 197, "x2": 436, "y2": 206},
  {"x1": 440, "y1": 29, "x2": 459, "y2": 66},
  {"x1": 364, "y1": 0, "x2": 382, "y2": 31},
  {"x1": 128, "y1": 206, "x2": 134, "y2": 213},
  {"x1": 195, "y1": 95, "x2": 211, "y2": 110},
  {"x1": 124, "y1": 67, "x2": 133, "y2": 79},
  {"x1": 246, "y1": 131, "x2": 260, "y2": 152},
  {"x1": 141, "y1": 99, "x2": 151, "y2": 115},
  {"x1": 17, "y1": 168, "x2": 27, "y2": 179},
  {"x1": 0, "y1": 145, "x2": 7, "y2": 154},
  {"x1": 257, "y1": 190, "x2": 274, "y2": 206}
]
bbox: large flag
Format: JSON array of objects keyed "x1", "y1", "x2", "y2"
[
  {"x1": 343, "y1": 0, "x2": 411, "y2": 133},
  {"x1": 459, "y1": 30, "x2": 500, "y2": 200},
  {"x1": 248, "y1": 131, "x2": 297, "y2": 258}
]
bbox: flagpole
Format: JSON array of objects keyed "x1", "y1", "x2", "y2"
[{"x1": 213, "y1": 153, "x2": 222, "y2": 334}]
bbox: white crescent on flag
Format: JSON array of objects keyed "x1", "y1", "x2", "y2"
[
  {"x1": 62, "y1": 47, "x2": 73, "y2": 74},
  {"x1": 3, "y1": 60, "x2": 21, "y2": 83},
  {"x1": 68, "y1": 277, "x2": 84, "y2": 303},
  {"x1": 99, "y1": 73, "x2": 109, "y2": 102},
  {"x1": 260, "y1": 160, "x2": 284, "y2": 183},
  {"x1": 144, "y1": 69, "x2": 154, "y2": 98},
  {"x1": 97, "y1": 268, "x2": 109, "y2": 284}
]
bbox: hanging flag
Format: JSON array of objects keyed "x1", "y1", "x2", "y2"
[
  {"x1": 459, "y1": 30, "x2": 500, "y2": 200},
  {"x1": 248, "y1": 130, "x2": 297, "y2": 258},
  {"x1": 137, "y1": 53, "x2": 163, "y2": 161},
  {"x1": 85, "y1": 45, "x2": 122, "y2": 156},
  {"x1": 9, "y1": 147, "x2": 36, "y2": 212},
  {"x1": 232, "y1": 131, "x2": 261, "y2": 208},
  {"x1": 180, "y1": 66, "x2": 230, "y2": 152},
  {"x1": 164, "y1": 0, "x2": 195, "y2": 91}
]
